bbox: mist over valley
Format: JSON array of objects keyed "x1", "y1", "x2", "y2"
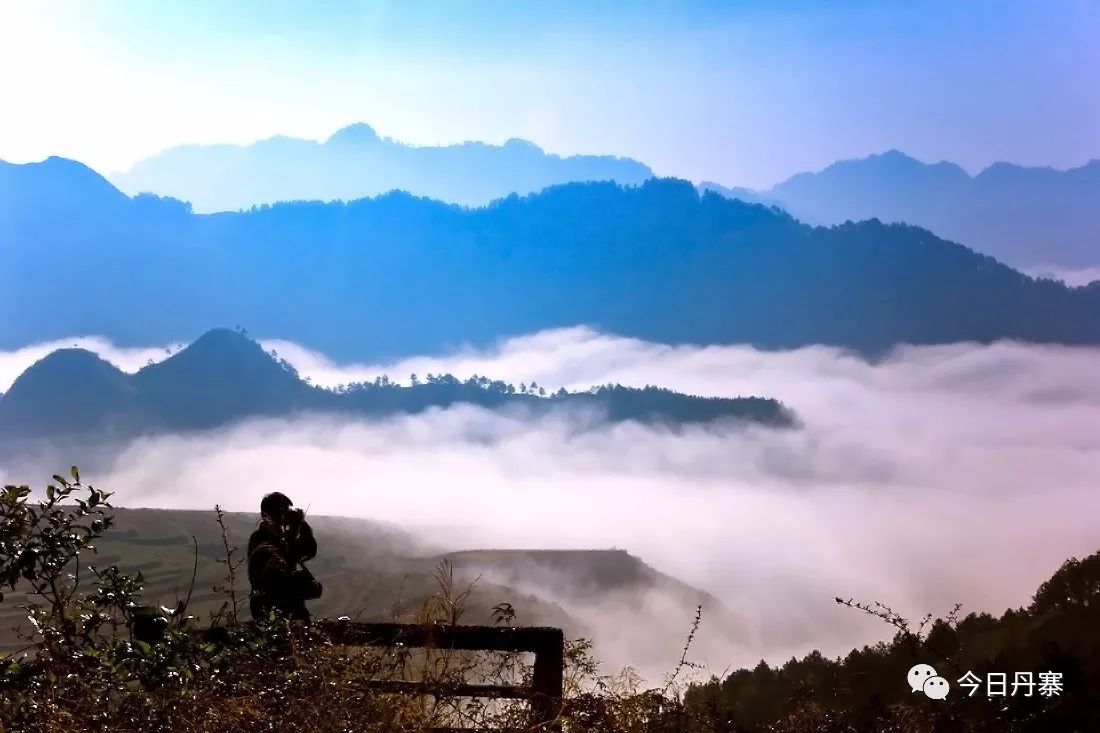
[{"x1": 1, "y1": 328, "x2": 1094, "y2": 679}]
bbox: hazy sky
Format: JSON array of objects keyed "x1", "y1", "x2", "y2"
[{"x1": 1, "y1": 0, "x2": 1098, "y2": 188}]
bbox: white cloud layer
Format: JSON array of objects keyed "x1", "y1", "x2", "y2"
[{"x1": 1, "y1": 328, "x2": 1098, "y2": 675}]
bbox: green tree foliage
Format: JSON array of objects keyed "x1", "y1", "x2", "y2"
[
  {"x1": 682, "y1": 554, "x2": 1100, "y2": 732},
  {"x1": 0, "y1": 470, "x2": 266, "y2": 730},
  {"x1": 1032, "y1": 554, "x2": 1100, "y2": 614}
]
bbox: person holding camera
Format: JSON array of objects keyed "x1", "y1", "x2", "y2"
[{"x1": 247, "y1": 491, "x2": 322, "y2": 621}]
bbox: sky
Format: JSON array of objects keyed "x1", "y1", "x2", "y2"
[{"x1": 0, "y1": 0, "x2": 1098, "y2": 188}]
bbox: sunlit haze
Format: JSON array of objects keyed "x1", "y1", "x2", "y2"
[{"x1": 1, "y1": 0, "x2": 1098, "y2": 187}]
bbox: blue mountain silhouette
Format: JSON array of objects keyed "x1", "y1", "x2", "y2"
[
  {"x1": 3, "y1": 157, "x2": 1099, "y2": 361},
  {"x1": 110, "y1": 123, "x2": 654, "y2": 212},
  {"x1": 0, "y1": 329, "x2": 791, "y2": 443},
  {"x1": 113, "y1": 130, "x2": 1100, "y2": 271},
  {"x1": 737, "y1": 150, "x2": 1100, "y2": 271}
]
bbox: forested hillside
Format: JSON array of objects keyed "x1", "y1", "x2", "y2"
[
  {"x1": 681, "y1": 551, "x2": 1100, "y2": 732},
  {"x1": 3, "y1": 158, "x2": 1099, "y2": 360},
  {"x1": 0, "y1": 328, "x2": 791, "y2": 443}
]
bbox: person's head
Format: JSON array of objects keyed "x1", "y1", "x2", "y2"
[{"x1": 260, "y1": 491, "x2": 294, "y2": 524}]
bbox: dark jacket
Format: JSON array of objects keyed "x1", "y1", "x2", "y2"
[{"x1": 247, "y1": 519, "x2": 320, "y2": 621}]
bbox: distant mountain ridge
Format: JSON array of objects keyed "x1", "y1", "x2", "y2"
[
  {"x1": 440, "y1": 548, "x2": 719, "y2": 606},
  {"x1": 0, "y1": 328, "x2": 793, "y2": 444},
  {"x1": 438, "y1": 548, "x2": 746, "y2": 674},
  {"x1": 110, "y1": 123, "x2": 654, "y2": 212},
  {"x1": 3, "y1": 157, "x2": 1100, "y2": 360},
  {"x1": 108, "y1": 127, "x2": 1100, "y2": 270},
  {"x1": 736, "y1": 150, "x2": 1100, "y2": 273}
]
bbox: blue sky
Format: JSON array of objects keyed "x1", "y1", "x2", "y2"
[{"x1": 0, "y1": 0, "x2": 1097, "y2": 187}]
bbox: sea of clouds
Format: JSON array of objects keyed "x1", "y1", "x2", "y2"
[{"x1": 1, "y1": 328, "x2": 1097, "y2": 677}]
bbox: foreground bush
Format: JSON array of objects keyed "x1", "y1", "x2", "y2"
[{"x1": 0, "y1": 469, "x2": 705, "y2": 732}]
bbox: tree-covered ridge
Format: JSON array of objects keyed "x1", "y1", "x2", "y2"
[
  {"x1": 679, "y1": 551, "x2": 1100, "y2": 732},
  {"x1": 3, "y1": 159, "x2": 1100, "y2": 359},
  {"x1": 0, "y1": 329, "x2": 793, "y2": 441},
  {"x1": 332, "y1": 377, "x2": 787, "y2": 427}
]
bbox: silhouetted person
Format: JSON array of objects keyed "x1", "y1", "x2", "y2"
[{"x1": 248, "y1": 492, "x2": 322, "y2": 621}]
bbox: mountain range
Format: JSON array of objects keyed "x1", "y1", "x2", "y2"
[
  {"x1": 107, "y1": 125, "x2": 1100, "y2": 273},
  {"x1": 3, "y1": 156, "x2": 1099, "y2": 360},
  {"x1": 733, "y1": 150, "x2": 1100, "y2": 274},
  {"x1": 110, "y1": 123, "x2": 653, "y2": 212},
  {"x1": 0, "y1": 328, "x2": 792, "y2": 445}
]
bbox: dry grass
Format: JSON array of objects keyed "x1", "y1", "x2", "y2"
[{"x1": 4, "y1": 567, "x2": 696, "y2": 733}]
